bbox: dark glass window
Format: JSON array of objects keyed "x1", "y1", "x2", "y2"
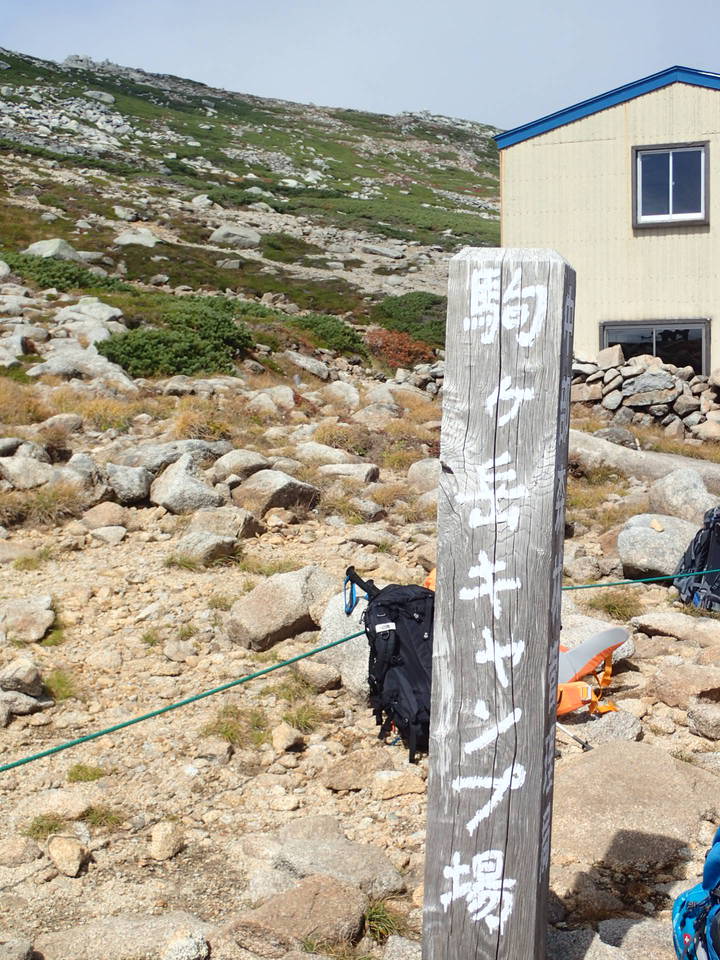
[
  {"x1": 640, "y1": 153, "x2": 669, "y2": 216},
  {"x1": 603, "y1": 322, "x2": 707, "y2": 374},
  {"x1": 636, "y1": 146, "x2": 706, "y2": 224},
  {"x1": 672, "y1": 150, "x2": 703, "y2": 214}
]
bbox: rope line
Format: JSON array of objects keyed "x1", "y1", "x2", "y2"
[
  {"x1": 563, "y1": 566, "x2": 720, "y2": 591},
  {"x1": 0, "y1": 630, "x2": 364, "y2": 775},
  {"x1": 2, "y1": 565, "x2": 718, "y2": 776}
]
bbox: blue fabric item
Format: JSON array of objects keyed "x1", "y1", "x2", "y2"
[
  {"x1": 704, "y1": 829, "x2": 720, "y2": 892},
  {"x1": 674, "y1": 829, "x2": 720, "y2": 958}
]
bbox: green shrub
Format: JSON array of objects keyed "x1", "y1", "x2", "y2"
[
  {"x1": 67, "y1": 763, "x2": 106, "y2": 783},
  {"x1": 290, "y1": 313, "x2": 366, "y2": 355},
  {"x1": 24, "y1": 814, "x2": 67, "y2": 840},
  {"x1": 371, "y1": 291, "x2": 447, "y2": 346},
  {"x1": 0, "y1": 251, "x2": 130, "y2": 293},
  {"x1": 98, "y1": 296, "x2": 253, "y2": 377}
]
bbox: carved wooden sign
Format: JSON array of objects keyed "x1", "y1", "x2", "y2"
[{"x1": 422, "y1": 249, "x2": 575, "y2": 960}]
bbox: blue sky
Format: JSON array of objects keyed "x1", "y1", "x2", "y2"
[{"x1": 4, "y1": 0, "x2": 720, "y2": 129}]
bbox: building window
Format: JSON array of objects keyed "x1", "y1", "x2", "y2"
[
  {"x1": 601, "y1": 321, "x2": 709, "y2": 374},
  {"x1": 633, "y1": 143, "x2": 708, "y2": 227}
]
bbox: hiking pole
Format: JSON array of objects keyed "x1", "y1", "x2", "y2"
[{"x1": 556, "y1": 721, "x2": 593, "y2": 752}]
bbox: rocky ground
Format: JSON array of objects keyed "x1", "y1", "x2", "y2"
[{"x1": 1, "y1": 45, "x2": 720, "y2": 960}]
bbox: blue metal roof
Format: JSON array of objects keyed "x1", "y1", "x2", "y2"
[{"x1": 495, "y1": 66, "x2": 720, "y2": 149}]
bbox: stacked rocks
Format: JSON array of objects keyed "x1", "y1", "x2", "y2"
[{"x1": 570, "y1": 345, "x2": 720, "y2": 440}]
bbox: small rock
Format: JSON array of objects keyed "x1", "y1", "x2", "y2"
[
  {"x1": 82, "y1": 501, "x2": 127, "y2": 529},
  {"x1": 283, "y1": 350, "x2": 329, "y2": 381},
  {"x1": 371, "y1": 770, "x2": 426, "y2": 800},
  {"x1": 47, "y1": 835, "x2": 88, "y2": 877},
  {"x1": 160, "y1": 930, "x2": 209, "y2": 960},
  {"x1": 187, "y1": 506, "x2": 261, "y2": 540},
  {"x1": 271, "y1": 722, "x2": 304, "y2": 752},
  {"x1": 227, "y1": 565, "x2": 336, "y2": 650},
  {"x1": 617, "y1": 514, "x2": 698, "y2": 578},
  {"x1": 150, "y1": 455, "x2": 224, "y2": 514},
  {"x1": 172, "y1": 532, "x2": 237, "y2": 566},
  {"x1": 229, "y1": 875, "x2": 367, "y2": 953},
  {"x1": 407, "y1": 458, "x2": 440, "y2": 493},
  {"x1": 0, "y1": 596, "x2": 54, "y2": 643},
  {"x1": 89, "y1": 525, "x2": 127, "y2": 546},
  {"x1": 105, "y1": 463, "x2": 152, "y2": 504},
  {"x1": 150, "y1": 821, "x2": 185, "y2": 861},
  {"x1": 209, "y1": 224, "x2": 261, "y2": 248},
  {"x1": 384, "y1": 936, "x2": 422, "y2": 960},
  {"x1": 231, "y1": 469, "x2": 320, "y2": 517},
  {"x1": 114, "y1": 228, "x2": 159, "y2": 247},
  {"x1": 648, "y1": 468, "x2": 717, "y2": 525},
  {"x1": 22, "y1": 238, "x2": 83, "y2": 261},
  {"x1": 210, "y1": 449, "x2": 270, "y2": 483},
  {"x1": 295, "y1": 660, "x2": 341, "y2": 692},
  {"x1": 0, "y1": 658, "x2": 43, "y2": 697},
  {"x1": 0, "y1": 457, "x2": 55, "y2": 490}
]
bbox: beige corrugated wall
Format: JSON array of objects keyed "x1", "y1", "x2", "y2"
[{"x1": 500, "y1": 82, "x2": 720, "y2": 370}]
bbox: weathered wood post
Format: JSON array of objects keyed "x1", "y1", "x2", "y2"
[{"x1": 422, "y1": 249, "x2": 575, "y2": 960}]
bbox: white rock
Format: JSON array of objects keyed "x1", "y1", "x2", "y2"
[
  {"x1": 150, "y1": 455, "x2": 224, "y2": 514},
  {"x1": 84, "y1": 89, "x2": 115, "y2": 104},
  {"x1": 0, "y1": 456, "x2": 55, "y2": 489},
  {"x1": 22, "y1": 238, "x2": 83, "y2": 261},
  {"x1": 114, "y1": 228, "x2": 159, "y2": 247},
  {"x1": 209, "y1": 224, "x2": 261, "y2": 248}
]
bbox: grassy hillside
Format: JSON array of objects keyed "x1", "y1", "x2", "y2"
[{"x1": 0, "y1": 47, "x2": 500, "y2": 250}]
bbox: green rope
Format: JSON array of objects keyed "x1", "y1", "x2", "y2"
[
  {"x1": 3, "y1": 564, "x2": 719, "y2": 777},
  {"x1": 563, "y1": 566, "x2": 720, "y2": 591},
  {"x1": 0, "y1": 629, "x2": 364, "y2": 775}
]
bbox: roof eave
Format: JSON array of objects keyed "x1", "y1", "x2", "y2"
[{"x1": 495, "y1": 66, "x2": 720, "y2": 150}]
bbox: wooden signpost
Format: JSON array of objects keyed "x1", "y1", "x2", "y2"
[{"x1": 422, "y1": 249, "x2": 575, "y2": 960}]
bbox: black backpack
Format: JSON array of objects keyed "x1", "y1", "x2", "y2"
[
  {"x1": 344, "y1": 567, "x2": 434, "y2": 762},
  {"x1": 674, "y1": 506, "x2": 720, "y2": 612}
]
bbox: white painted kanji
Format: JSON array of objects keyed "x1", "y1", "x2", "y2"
[
  {"x1": 452, "y1": 762, "x2": 527, "y2": 834},
  {"x1": 440, "y1": 849, "x2": 517, "y2": 935},
  {"x1": 454, "y1": 452, "x2": 527, "y2": 533},
  {"x1": 458, "y1": 550, "x2": 521, "y2": 620},
  {"x1": 463, "y1": 700, "x2": 522, "y2": 756},
  {"x1": 501, "y1": 267, "x2": 548, "y2": 347},
  {"x1": 464, "y1": 266, "x2": 501, "y2": 341},
  {"x1": 475, "y1": 626, "x2": 525, "y2": 689},
  {"x1": 486, "y1": 376, "x2": 535, "y2": 427},
  {"x1": 465, "y1": 265, "x2": 548, "y2": 349}
]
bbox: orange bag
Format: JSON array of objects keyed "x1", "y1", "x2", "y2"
[{"x1": 422, "y1": 568, "x2": 623, "y2": 717}]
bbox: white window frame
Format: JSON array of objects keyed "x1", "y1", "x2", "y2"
[{"x1": 634, "y1": 142, "x2": 709, "y2": 227}]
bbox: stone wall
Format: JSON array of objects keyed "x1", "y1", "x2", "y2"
[{"x1": 570, "y1": 345, "x2": 720, "y2": 441}]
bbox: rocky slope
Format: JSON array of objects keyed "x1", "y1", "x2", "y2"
[{"x1": 0, "y1": 46, "x2": 719, "y2": 960}]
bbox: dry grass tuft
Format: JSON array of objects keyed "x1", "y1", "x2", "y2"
[
  {"x1": 49, "y1": 387, "x2": 171, "y2": 432},
  {"x1": 0, "y1": 379, "x2": 50, "y2": 425},
  {"x1": 0, "y1": 482, "x2": 88, "y2": 528},
  {"x1": 237, "y1": 554, "x2": 303, "y2": 576},
  {"x1": 172, "y1": 398, "x2": 234, "y2": 442},
  {"x1": 313, "y1": 421, "x2": 374, "y2": 456},
  {"x1": 371, "y1": 482, "x2": 411, "y2": 508},
  {"x1": 585, "y1": 587, "x2": 643, "y2": 622},
  {"x1": 631, "y1": 425, "x2": 720, "y2": 463}
]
